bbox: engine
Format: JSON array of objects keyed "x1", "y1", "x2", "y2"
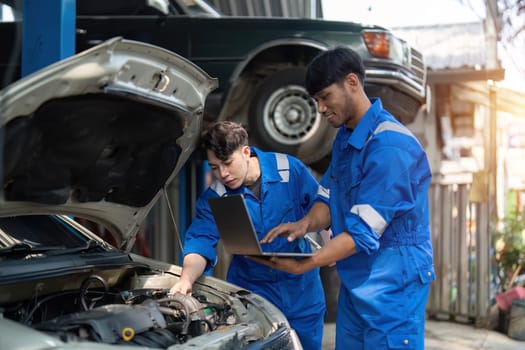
[{"x1": 2, "y1": 275, "x2": 237, "y2": 348}]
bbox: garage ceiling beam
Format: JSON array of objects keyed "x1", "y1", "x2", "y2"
[{"x1": 428, "y1": 68, "x2": 505, "y2": 85}]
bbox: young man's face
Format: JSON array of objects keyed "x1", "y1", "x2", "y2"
[
  {"x1": 207, "y1": 145, "x2": 250, "y2": 189},
  {"x1": 313, "y1": 73, "x2": 359, "y2": 129}
]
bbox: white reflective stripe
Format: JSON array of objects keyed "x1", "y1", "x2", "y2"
[
  {"x1": 210, "y1": 180, "x2": 227, "y2": 196},
  {"x1": 275, "y1": 153, "x2": 290, "y2": 183},
  {"x1": 317, "y1": 185, "x2": 330, "y2": 199},
  {"x1": 365, "y1": 121, "x2": 418, "y2": 144},
  {"x1": 350, "y1": 204, "x2": 387, "y2": 236},
  {"x1": 275, "y1": 153, "x2": 289, "y2": 169},
  {"x1": 374, "y1": 121, "x2": 413, "y2": 137},
  {"x1": 279, "y1": 170, "x2": 290, "y2": 182}
]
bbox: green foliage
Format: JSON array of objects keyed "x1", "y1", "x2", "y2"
[{"x1": 492, "y1": 208, "x2": 525, "y2": 291}]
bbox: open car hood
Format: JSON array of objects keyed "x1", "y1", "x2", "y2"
[{"x1": 0, "y1": 37, "x2": 217, "y2": 250}]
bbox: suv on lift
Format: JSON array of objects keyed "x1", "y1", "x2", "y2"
[{"x1": 0, "y1": 0, "x2": 427, "y2": 166}]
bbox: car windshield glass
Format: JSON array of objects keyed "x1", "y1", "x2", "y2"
[
  {"x1": 0, "y1": 215, "x2": 88, "y2": 249},
  {"x1": 172, "y1": 0, "x2": 221, "y2": 17}
]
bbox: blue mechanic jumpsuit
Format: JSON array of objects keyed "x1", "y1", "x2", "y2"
[
  {"x1": 184, "y1": 147, "x2": 326, "y2": 350},
  {"x1": 318, "y1": 98, "x2": 435, "y2": 350}
]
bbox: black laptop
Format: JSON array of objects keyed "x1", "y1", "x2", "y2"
[{"x1": 208, "y1": 195, "x2": 317, "y2": 257}]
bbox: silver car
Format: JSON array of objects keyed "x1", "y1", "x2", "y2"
[{"x1": 0, "y1": 37, "x2": 302, "y2": 350}]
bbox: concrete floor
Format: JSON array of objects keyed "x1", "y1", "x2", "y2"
[{"x1": 321, "y1": 320, "x2": 524, "y2": 350}]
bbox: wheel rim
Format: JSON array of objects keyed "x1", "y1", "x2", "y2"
[{"x1": 262, "y1": 84, "x2": 320, "y2": 146}]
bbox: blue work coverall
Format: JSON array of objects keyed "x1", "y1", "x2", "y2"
[
  {"x1": 184, "y1": 147, "x2": 326, "y2": 350},
  {"x1": 319, "y1": 98, "x2": 435, "y2": 349}
]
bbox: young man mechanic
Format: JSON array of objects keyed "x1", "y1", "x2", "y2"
[
  {"x1": 170, "y1": 121, "x2": 326, "y2": 350},
  {"x1": 257, "y1": 47, "x2": 436, "y2": 350}
]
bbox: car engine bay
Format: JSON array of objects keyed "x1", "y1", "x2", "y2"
[{"x1": 0, "y1": 267, "x2": 285, "y2": 349}]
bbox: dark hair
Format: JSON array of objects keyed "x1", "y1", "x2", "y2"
[
  {"x1": 305, "y1": 46, "x2": 366, "y2": 96},
  {"x1": 202, "y1": 121, "x2": 248, "y2": 161}
]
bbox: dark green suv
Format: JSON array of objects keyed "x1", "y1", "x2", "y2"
[{"x1": 1, "y1": 0, "x2": 427, "y2": 165}]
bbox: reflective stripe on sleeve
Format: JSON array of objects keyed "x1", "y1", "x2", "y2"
[
  {"x1": 317, "y1": 185, "x2": 330, "y2": 199},
  {"x1": 350, "y1": 204, "x2": 387, "y2": 236}
]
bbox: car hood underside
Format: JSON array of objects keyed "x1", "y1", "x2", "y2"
[
  {"x1": 4, "y1": 93, "x2": 186, "y2": 207},
  {"x1": 0, "y1": 37, "x2": 217, "y2": 247}
]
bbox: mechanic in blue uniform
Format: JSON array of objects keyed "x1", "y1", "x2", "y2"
[
  {"x1": 170, "y1": 121, "x2": 326, "y2": 350},
  {"x1": 258, "y1": 47, "x2": 436, "y2": 350}
]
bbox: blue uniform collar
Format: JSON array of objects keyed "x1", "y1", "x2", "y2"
[
  {"x1": 222, "y1": 147, "x2": 282, "y2": 198},
  {"x1": 250, "y1": 146, "x2": 283, "y2": 183},
  {"x1": 345, "y1": 98, "x2": 383, "y2": 150}
]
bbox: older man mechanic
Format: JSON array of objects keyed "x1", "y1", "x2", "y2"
[
  {"x1": 257, "y1": 47, "x2": 435, "y2": 350},
  {"x1": 170, "y1": 121, "x2": 326, "y2": 350}
]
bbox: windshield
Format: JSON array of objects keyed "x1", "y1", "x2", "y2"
[
  {"x1": 72, "y1": 0, "x2": 221, "y2": 17},
  {"x1": 171, "y1": 0, "x2": 221, "y2": 17},
  {"x1": 0, "y1": 215, "x2": 92, "y2": 249}
]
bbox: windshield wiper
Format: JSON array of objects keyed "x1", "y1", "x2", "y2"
[
  {"x1": 0, "y1": 243, "x2": 65, "y2": 258},
  {"x1": 46, "y1": 239, "x2": 107, "y2": 256}
]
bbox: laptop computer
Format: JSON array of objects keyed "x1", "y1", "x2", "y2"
[{"x1": 208, "y1": 195, "x2": 317, "y2": 257}]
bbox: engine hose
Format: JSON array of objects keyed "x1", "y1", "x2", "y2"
[{"x1": 158, "y1": 294, "x2": 206, "y2": 335}]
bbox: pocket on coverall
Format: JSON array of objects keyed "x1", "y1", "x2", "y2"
[{"x1": 386, "y1": 333, "x2": 417, "y2": 349}]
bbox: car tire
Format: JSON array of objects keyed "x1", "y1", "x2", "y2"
[{"x1": 248, "y1": 68, "x2": 336, "y2": 165}]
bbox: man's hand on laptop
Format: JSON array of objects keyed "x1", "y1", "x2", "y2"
[{"x1": 260, "y1": 220, "x2": 309, "y2": 244}]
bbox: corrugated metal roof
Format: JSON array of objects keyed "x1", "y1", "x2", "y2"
[
  {"x1": 393, "y1": 22, "x2": 486, "y2": 70},
  {"x1": 394, "y1": 22, "x2": 525, "y2": 113}
]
